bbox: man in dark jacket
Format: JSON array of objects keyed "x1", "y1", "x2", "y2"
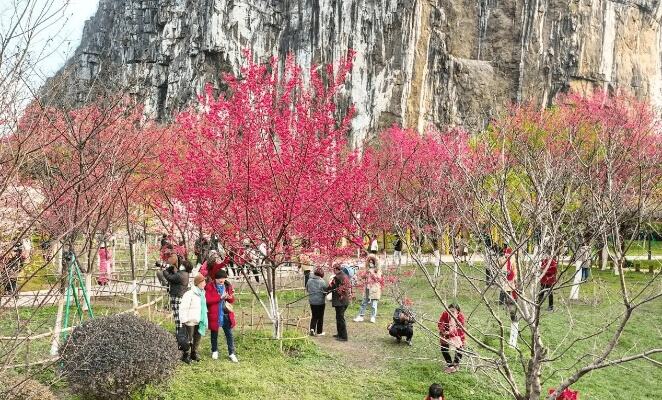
[
  {"x1": 388, "y1": 305, "x2": 414, "y2": 345},
  {"x1": 163, "y1": 257, "x2": 192, "y2": 330},
  {"x1": 393, "y1": 235, "x2": 403, "y2": 268},
  {"x1": 326, "y1": 264, "x2": 351, "y2": 341},
  {"x1": 194, "y1": 235, "x2": 210, "y2": 267}
]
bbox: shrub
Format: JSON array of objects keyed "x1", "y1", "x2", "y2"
[
  {"x1": 59, "y1": 313, "x2": 179, "y2": 399},
  {"x1": 0, "y1": 376, "x2": 57, "y2": 400}
]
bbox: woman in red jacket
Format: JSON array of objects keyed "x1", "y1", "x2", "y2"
[
  {"x1": 539, "y1": 258, "x2": 557, "y2": 311},
  {"x1": 438, "y1": 303, "x2": 466, "y2": 373},
  {"x1": 205, "y1": 270, "x2": 238, "y2": 362}
]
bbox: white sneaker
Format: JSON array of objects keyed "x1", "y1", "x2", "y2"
[
  {"x1": 211, "y1": 351, "x2": 219, "y2": 360},
  {"x1": 229, "y1": 354, "x2": 239, "y2": 363},
  {"x1": 318, "y1": 332, "x2": 325, "y2": 336},
  {"x1": 353, "y1": 316, "x2": 364, "y2": 322},
  {"x1": 370, "y1": 316, "x2": 376, "y2": 323}
]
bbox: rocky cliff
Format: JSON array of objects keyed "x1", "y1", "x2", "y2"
[{"x1": 53, "y1": 0, "x2": 662, "y2": 143}]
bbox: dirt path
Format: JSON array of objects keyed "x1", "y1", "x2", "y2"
[{"x1": 307, "y1": 305, "x2": 441, "y2": 371}]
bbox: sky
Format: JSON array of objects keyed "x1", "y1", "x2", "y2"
[
  {"x1": 38, "y1": 0, "x2": 100, "y2": 77},
  {"x1": 0, "y1": 0, "x2": 100, "y2": 82}
]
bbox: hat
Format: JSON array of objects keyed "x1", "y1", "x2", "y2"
[
  {"x1": 215, "y1": 270, "x2": 228, "y2": 279},
  {"x1": 194, "y1": 274, "x2": 206, "y2": 286}
]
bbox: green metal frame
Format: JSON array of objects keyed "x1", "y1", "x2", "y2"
[{"x1": 61, "y1": 253, "x2": 94, "y2": 341}]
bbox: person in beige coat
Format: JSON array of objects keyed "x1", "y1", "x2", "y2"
[{"x1": 354, "y1": 254, "x2": 383, "y2": 323}]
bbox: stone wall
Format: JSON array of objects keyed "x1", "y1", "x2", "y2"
[{"x1": 49, "y1": 0, "x2": 662, "y2": 143}]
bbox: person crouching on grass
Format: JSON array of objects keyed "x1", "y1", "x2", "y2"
[
  {"x1": 388, "y1": 304, "x2": 414, "y2": 345},
  {"x1": 205, "y1": 270, "x2": 238, "y2": 362},
  {"x1": 438, "y1": 303, "x2": 466, "y2": 373}
]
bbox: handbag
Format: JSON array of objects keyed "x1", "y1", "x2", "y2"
[
  {"x1": 176, "y1": 327, "x2": 190, "y2": 352},
  {"x1": 223, "y1": 301, "x2": 234, "y2": 313}
]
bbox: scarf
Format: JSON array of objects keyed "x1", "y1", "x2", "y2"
[
  {"x1": 194, "y1": 287, "x2": 208, "y2": 336},
  {"x1": 216, "y1": 283, "x2": 225, "y2": 327}
]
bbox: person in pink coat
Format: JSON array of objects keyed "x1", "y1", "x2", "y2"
[{"x1": 97, "y1": 244, "x2": 112, "y2": 285}]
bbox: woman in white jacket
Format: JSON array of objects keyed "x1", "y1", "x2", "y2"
[{"x1": 179, "y1": 274, "x2": 208, "y2": 363}]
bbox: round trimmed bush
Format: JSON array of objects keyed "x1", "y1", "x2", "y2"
[
  {"x1": 1, "y1": 376, "x2": 57, "y2": 400},
  {"x1": 59, "y1": 313, "x2": 179, "y2": 399}
]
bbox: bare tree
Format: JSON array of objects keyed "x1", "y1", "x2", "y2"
[{"x1": 367, "y1": 93, "x2": 662, "y2": 400}]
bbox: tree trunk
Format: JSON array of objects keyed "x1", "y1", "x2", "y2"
[
  {"x1": 50, "y1": 292, "x2": 66, "y2": 356},
  {"x1": 269, "y1": 268, "x2": 282, "y2": 339},
  {"x1": 569, "y1": 260, "x2": 582, "y2": 300},
  {"x1": 600, "y1": 242, "x2": 608, "y2": 270}
]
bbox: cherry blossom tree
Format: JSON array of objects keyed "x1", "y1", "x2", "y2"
[{"x1": 161, "y1": 52, "x2": 369, "y2": 337}]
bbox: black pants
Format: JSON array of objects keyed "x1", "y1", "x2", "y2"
[
  {"x1": 538, "y1": 284, "x2": 554, "y2": 309},
  {"x1": 185, "y1": 324, "x2": 202, "y2": 356},
  {"x1": 389, "y1": 324, "x2": 413, "y2": 341},
  {"x1": 334, "y1": 305, "x2": 348, "y2": 340},
  {"x1": 303, "y1": 270, "x2": 311, "y2": 288},
  {"x1": 441, "y1": 343, "x2": 463, "y2": 366},
  {"x1": 309, "y1": 303, "x2": 325, "y2": 334}
]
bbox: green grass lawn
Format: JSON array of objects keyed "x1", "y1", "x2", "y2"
[
  {"x1": 618, "y1": 240, "x2": 662, "y2": 257},
  {"x1": 2, "y1": 267, "x2": 660, "y2": 399}
]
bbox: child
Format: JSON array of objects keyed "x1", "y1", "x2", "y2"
[
  {"x1": 425, "y1": 383, "x2": 445, "y2": 400},
  {"x1": 179, "y1": 274, "x2": 208, "y2": 363}
]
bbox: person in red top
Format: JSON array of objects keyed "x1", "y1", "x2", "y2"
[
  {"x1": 204, "y1": 270, "x2": 238, "y2": 362},
  {"x1": 498, "y1": 246, "x2": 517, "y2": 305},
  {"x1": 437, "y1": 303, "x2": 466, "y2": 373},
  {"x1": 538, "y1": 258, "x2": 557, "y2": 311},
  {"x1": 200, "y1": 250, "x2": 229, "y2": 281},
  {"x1": 425, "y1": 383, "x2": 444, "y2": 400}
]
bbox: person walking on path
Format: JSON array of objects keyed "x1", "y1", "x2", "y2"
[
  {"x1": 438, "y1": 303, "x2": 466, "y2": 373},
  {"x1": 327, "y1": 264, "x2": 351, "y2": 341},
  {"x1": 369, "y1": 234, "x2": 379, "y2": 254},
  {"x1": 354, "y1": 254, "x2": 383, "y2": 323},
  {"x1": 577, "y1": 242, "x2": 592, "y2": 282},
  {"x1": 97, "y1": 244, "x2": 112, "y2": 285},
  {"x1": 205, "y1": 270, "x2": 238, "y2": 362},
  {"x1": 179, "y1": 274, "x2": 208, "y2": 363},
  {"x1": 538, "y1": 257, "x2": 557, "y2": 311},
  {"x1": 306, "y1": 267, "x2": 328, "y2": 336},
  {"x1": 393, "y1": 234, "x2": 403, "y2": 268},
  {"x1": 162, "y1": 256, "x2": 192, "y2": 331}
]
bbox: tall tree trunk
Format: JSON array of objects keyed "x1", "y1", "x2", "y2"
[{"x1": 126, "y1": 213, "x2": 138, "y2": 311}]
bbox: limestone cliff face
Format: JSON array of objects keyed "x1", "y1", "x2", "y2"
[{"x1": 55, "y1": 0, "x2": 662, "y2": 143}]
